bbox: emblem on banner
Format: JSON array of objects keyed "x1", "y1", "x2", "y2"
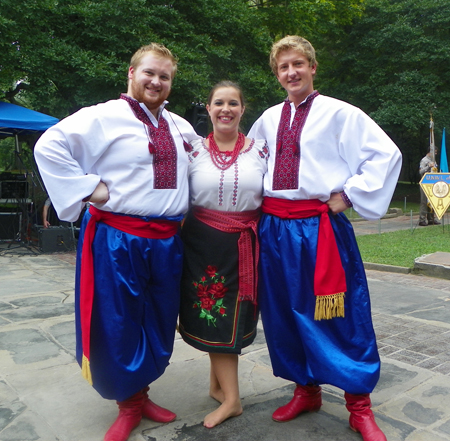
[{"x1": 419, "y1": 173, "x2": 450, "y2": 219}]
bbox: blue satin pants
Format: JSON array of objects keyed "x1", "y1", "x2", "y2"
[
  {"x1": 258, "y1": 212, "x2": 380, "y2": 394},
  {"x1": 75, "y1": 211, "x2": 183, "y2": 401}
]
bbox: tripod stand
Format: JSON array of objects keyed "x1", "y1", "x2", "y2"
[
  {"x1": 1, "y1": 150, "x2": 40, "y2": 255},
  {"x1": 3, "y1": 196, "x2": 39, "y2": 255}
]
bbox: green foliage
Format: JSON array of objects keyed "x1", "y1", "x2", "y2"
[
  {"x1": 0, "y1": 0, "x2": 366, "y2": 130},
  {"x1": 0, "y1": 137, "x2": 36, "y2": 173},
  {"x1": 356, "y1": 224, "x2": 450, "y2": 268},
  {"x1": 161, "y1": 0, "x2": 283, "y2": 130},
  {"x1": 248, "y1": 0, "x2": 364, "y2": 39},
  {"x1": 319, "y1": 0, "x2": 450, "y2": 182},
  {"x1": 1, "y1": 0, "x2": 163, "y2": 116},
  {"x1": 6, "y1": 0, "x2": 446, "y2": 157},
  {"x1": 0, "y1": 138, "x2": 15, "y2": 171},
  {"x1": 391, "y1": 181, "x2": 421, "y2": 204},
  {"x1": 0, "y1": 0, "x2": 283, "y2": 129}
]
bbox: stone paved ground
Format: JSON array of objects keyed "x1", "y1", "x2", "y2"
[
  {"x1": 1, "y1": 217, "x2": 450, "y2": 441},
  {"x1": 367, "y1": 271, "x2": 450, "y2": 375}
]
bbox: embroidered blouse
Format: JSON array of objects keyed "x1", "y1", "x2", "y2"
[{"x1": 188, "y1": 138, "x2": 269, "y2": 212}]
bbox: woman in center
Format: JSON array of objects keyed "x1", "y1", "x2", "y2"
[{"x1": 179, "y1": 81, "x2": 268, "y2": 428}]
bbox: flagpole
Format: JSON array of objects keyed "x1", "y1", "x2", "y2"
[
  {"x1": 440, "y1": 127, "x2": 448, "y2": 173},
  {"x1": 430, "y1": 113, "x2": 437, "y2": 171}
]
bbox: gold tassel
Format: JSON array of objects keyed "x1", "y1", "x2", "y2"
[
  {"x1": 81, "y1": 354, "x2": 93, "y2": 385},
  {"x1": 314, "y1": 293, "x2": 345, "y2": 321}
]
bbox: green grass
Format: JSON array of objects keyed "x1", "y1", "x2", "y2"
[
  {"x1": 344, "y1": 181, "x2": 421, "y2": 220},
  {"x1": 351, "y1": 180, "x2": 450, "y2": 268},
  {"x1": 356, "y1": 224, "x2": 450, "y2": 268},
  {"x1": 390, "y1": 201, "x2": 420, "y2": 214},
  {"x1": 345, "y1": 201, "x2": 420, "y2": 220}
]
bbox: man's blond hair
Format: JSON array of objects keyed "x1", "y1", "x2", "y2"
[{"x1": 269, "y1": 35, "x2": 317, "y2": 75}]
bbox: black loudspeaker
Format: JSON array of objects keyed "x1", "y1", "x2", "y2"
[
  {"x1": 0, "y1": 212, "x2": 21, "y2": 240},
  {"x1": 38, "y1": 226, "x2": 74, "y2": 253},
  {"x1": 184, "y1": 104, "x2": 208, "y2": 137},
  {"x1": 0, "y1": 181, "x2": 29, "y2": 199}
]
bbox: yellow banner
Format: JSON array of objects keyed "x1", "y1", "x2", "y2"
[{"x1": 419, "y1": 173, "x2": 450, "y2": 219}]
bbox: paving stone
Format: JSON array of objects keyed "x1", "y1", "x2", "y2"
[
  {"x1": 438, "y1": 419, "x2": 450, "y2": 437},
  {"x1": 432, "y1": 362, "x2": 450, "y2": 375},
  {"x1": 2, "y1": 221, "x2": 450, "y2": 440},
  {"x1": 436, "y1": 353, "x2": 450, "y2": 362},
  {"x1": 0, "y1": 411, "x2": 59, "y2": 441},
  {"x1": 380, "y1": 335, "x2": 417, "y2": 349},
  {"x1": 0, "y1": 328, "x2": 62, "y2": 364},
  {"x1": 378, "y1": 345, "x2": 400, "y2": 356},
  {"x1": 407, "y1": 342, "x2": 445, "y2": 356},
  {"x1": 388, "y1": 349, "x2": 429, "y2": 365},
  {"x1": 0, "y1": 380, "x2": 26, "y2": 431},
  {"x1": 0, "y1": 302, "x2": 13, "y2": 312},
  {"x1": 416, "y1": 358, "x2": 447, "y2": 370},
  {"x1": 408, "y1": 430, "x2": 450, "y2": 441},
  {"x1": 0, "y1": 303, "x2": 74, "y2": 322},
  {"x1": 47, "y1": 319, "x2": 76, "y2": 355},
  {"x1": 402, "y1": 400, "x2": 445, "y2": 425}
]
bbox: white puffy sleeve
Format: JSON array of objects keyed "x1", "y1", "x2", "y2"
[
  {"x1": 339, "y1": 110, "x2": 402, "y2": 220},
  {"x1": 34, "y1": 107, "x2": 108, "y2": 222}
]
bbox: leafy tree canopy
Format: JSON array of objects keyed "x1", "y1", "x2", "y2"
[
  {"x1": 318, "y1": 0, "x2": 450, "y2": 181},
  {"x1": 1, "y1": 0, "x2": 367, "y2": 131},
  {"x1": 248, "y1": 0, "x2": 364, "y2": 39},
  {"x1": 0, "y1": 0, "x2": 284, "y2": 129}
]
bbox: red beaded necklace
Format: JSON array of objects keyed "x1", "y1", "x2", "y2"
[{"x1": 207, "y1": 132, "x2": 245, "y2": 170}]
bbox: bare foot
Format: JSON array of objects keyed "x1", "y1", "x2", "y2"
[
  {"x1": 203, "y1": 401, "x2": 243, "y2": 429},
  {"x1": 209, "y1": 387, "x2": 225, "y2": 404}
]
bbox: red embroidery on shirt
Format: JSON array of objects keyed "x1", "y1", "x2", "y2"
[
  {"x1": 218, "y1": 170, "x2": 225, "y2": 206},
  {"x1": 232, "y1": 161, "x2": 239, "y2": 206},
  {"x1": 120, "y1": 94, "x2": 177, "y2": 189},
  {"x1": 273, "y1": 91, "x2": 319, "y2": 190}
]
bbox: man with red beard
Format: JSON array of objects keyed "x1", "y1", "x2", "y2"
[{"x1": 34, "y1": 43, "x2": 200, "y2": 441}]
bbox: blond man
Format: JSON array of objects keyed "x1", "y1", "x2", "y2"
[{"x1": 249, "y1": 36, "x2": 401, "y2": 441}]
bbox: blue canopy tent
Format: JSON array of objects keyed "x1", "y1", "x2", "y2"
[
  {"x1": 0, "y1": 101, "x2": 59, "y2": 139},
  {"x1": 0, "y1": 102, "x2": 59, "y2": 247},
  {"x1": 0, "y1": 100, "x2": 59, "y2": 206},
  {"x1": 0, "y1": 100, "x2": 59, "y2": 183}
]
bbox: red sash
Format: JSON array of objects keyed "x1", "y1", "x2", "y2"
[
  {"x1": 80, "y1": 205, "x2": 180, "y2": 384},
  {"x1": 193, "y1": 206, "x2": 260, "y2": 304},
  {"x1": 262, "y1": 197, "x2": 346, "y2": 320}
]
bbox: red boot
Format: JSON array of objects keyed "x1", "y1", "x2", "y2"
[
  {"x1": 104, "y1": 392, "x2": 143, "y2": 441},
  {"x1": 345, "y1": 393, "x2": 387, "y2": 441},
  {"x1": 272, "y1": 384, "x2": 322, "y2": 422},
  {"x1": 141, "y1": 387, "x2": 176, "y2": 423}
]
